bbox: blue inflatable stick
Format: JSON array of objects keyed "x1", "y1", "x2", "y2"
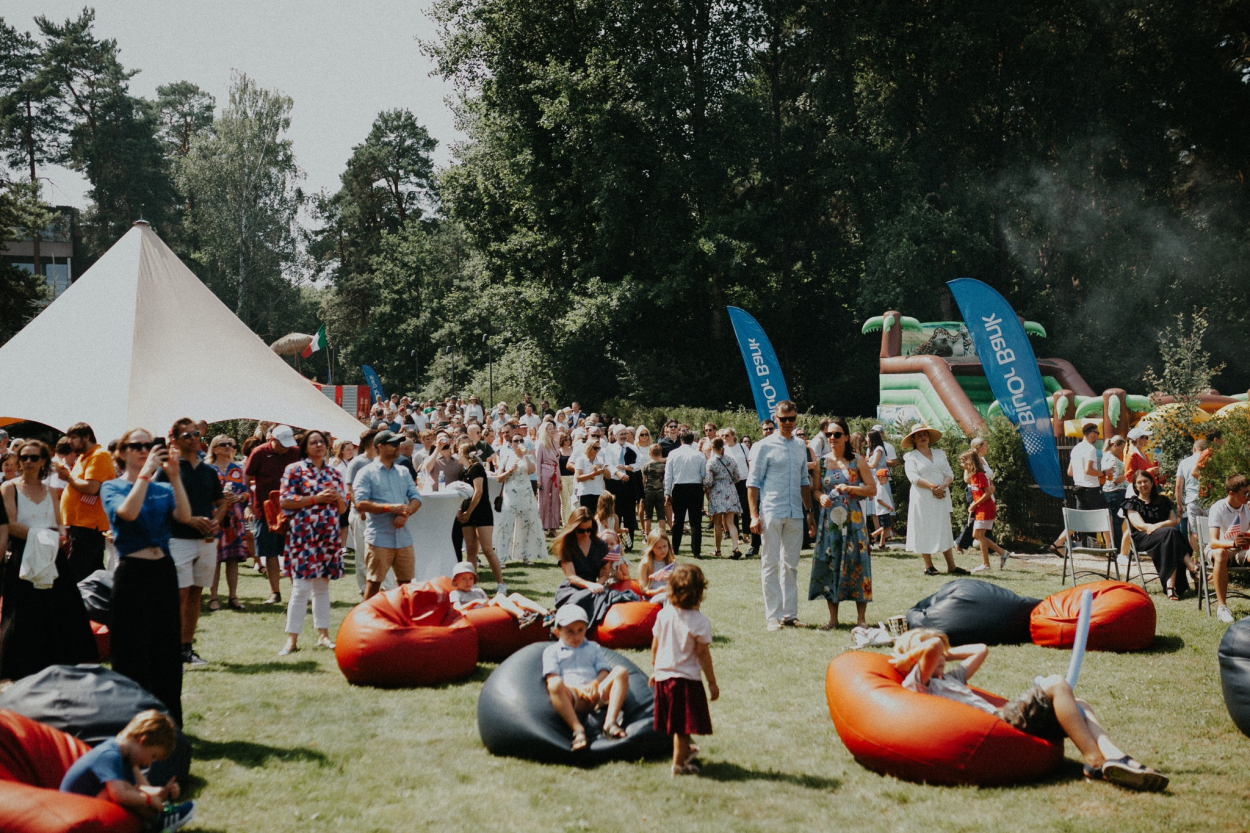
[{"x1": 1065, "y1": 589, "x2": 1094, "y2": 689}]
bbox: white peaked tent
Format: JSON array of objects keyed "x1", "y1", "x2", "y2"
[{"x1": 0, "y1": 221, "x2": 364, "y2": 443}]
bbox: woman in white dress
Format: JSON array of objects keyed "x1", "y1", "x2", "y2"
[
  {"x1": 494, "y1": 435, "x2": 547, "y2": 564},
  {"x1": 902, "y1": 424, "x2": 967, "y2": 577}
]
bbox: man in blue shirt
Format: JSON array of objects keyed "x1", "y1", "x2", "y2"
[
  {"x1": 746, "y1": 401, "x2": 814, "y2": 631},
  {"x1": 352, "y1": 430, "x2": 422, "y2": 600}
]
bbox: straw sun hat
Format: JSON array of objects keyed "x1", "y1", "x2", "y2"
[{"x1": 900, "y1": 422, "x2": 943, "y2": 450}]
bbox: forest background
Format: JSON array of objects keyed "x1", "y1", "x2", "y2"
[{"x1": 4, "y1": 2, "x2": 1250, "y2": 418}]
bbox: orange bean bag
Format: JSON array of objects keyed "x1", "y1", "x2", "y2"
[
  {"x1": 592, "y1": 601, "x2": 661, "y2": 650},
  {"x1": 825, "y1": 651, "x2": 1063, "y2": 786},
  {"x1": 91, "y1": 622, "x2": 109, "y2": 662},
  {"x1": 1030, "y1": 580, "x2": 1155, "y2": 652},
  {"x1": 335, "y1": 584, "x2": 478, "y2": 687},
  {"x1": 462, "y1": 605, "x2": 552, "y2": 663},
  {"x1": 0, "y1": 709, "x2": 140, "y2": 833}
]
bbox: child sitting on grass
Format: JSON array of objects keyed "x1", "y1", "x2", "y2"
[
  {"x1": 638, "y1": 529, "x2": 676, "y2": 603},
  {"x1": 890, "y1": 628, "x2": 1167, "y2": 792},
  {"x1": 650, "y1": 563, "x2": 718, "y2": 776},
  {"x1": 543, "y1": 605, "x2": 631, "y2": 751},
  {"x1": 59, "y1": 710, "x2": 195, "y2": 831},
  {"x1": 448, "y1": 561, "x2": 549, "y2": 628}
]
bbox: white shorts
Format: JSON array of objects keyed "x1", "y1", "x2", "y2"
[
  {"x1": 168, "y1": 537, "x2": 217, "y2": 588},
  {"x1": 972, "y1": 520, "x2": 996, "y2": 531}
]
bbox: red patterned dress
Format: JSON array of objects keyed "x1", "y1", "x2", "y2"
[
  {"x1": 211, "y1": 462, "x2": 250, "y2": 562},
  {"x1": 279, "y1": 460, "x2": 345, "y2": 580}
]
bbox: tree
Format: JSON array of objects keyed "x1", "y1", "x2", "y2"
[
  {"x1": 153, "y1": 80, "x2": 214, "y2": 157},
  {"x1": 176, "y1": 71, "x2": 304, "y2": 340},
  {"x1": 0, "y1": 175, "x2": 50, "y2": 344}
]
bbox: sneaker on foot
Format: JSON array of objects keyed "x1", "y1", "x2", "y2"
[
  {"x1": 158, "y1": 800, "x2": 195, "y2": 832},
  {"x1": 971, "y1": 564, "x2": 989, "y2": 573},
  {"x1": 265, "y1": 592, "x2": 281, "y2": 605},
  {"x1": 496, "y1": 582, "x2": 508, "y2": 596},
  {"x1": 1218, "y1": 605, "x2": 1235, "y2": 624},
  {"x1": 184, "y1": 649, "x2": 208, "y2": 668},
  {"x1": 1092, "y1": 757, "x2": 1169, "y2": 792},
  {"x1": 1000, "y1": 551, "x2": 1011, "y2": 569}
]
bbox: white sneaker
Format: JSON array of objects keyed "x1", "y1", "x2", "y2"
[
  {"x1": 971, "y1": 564, "x2": 989, "y2": 573},
  {"x1": 1217, "y1": 606, "x2": 1235, "y2": 624},
  {"x1": 766, "y1": 619, "x2": 784, "y2": 632},
  {"x1": 496, "y1": 583, "x2": 508, "y2": 596}
]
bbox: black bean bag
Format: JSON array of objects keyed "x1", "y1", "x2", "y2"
[
  {"x1": 1218, "y1": 616, "x2": 1250, "y2": 738},
  {"x1": 477, "y1": 642, "x2": 669, "y2": 766},
  {"x1": 905, "y1": 579, "x2": 1041, "y2": 646},
  {"x1": 77, "y1": 570, "x2": 113, "y2": 625},
  {"x1": 0, "y1": 664, "x2": 190, "y2": 785}
]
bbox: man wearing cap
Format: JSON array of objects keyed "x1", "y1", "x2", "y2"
[
  {"x1": 244, "y1": 425, "x2": 302, "y2": 604},
  {"x1": 353, "y1": 430, "x2": 422, "y2": 600},
  {"x1": 1069, "y1": 422, "x2": 1107, "y2": 511},
  {"x1": 54, "y1": 422, "x2": 116, "y2": 582},
  {"x1": 747, "y1": 401, "x2": 814, "y2": 630}
]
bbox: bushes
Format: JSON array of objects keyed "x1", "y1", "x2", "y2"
[{"x1": 1200, "y1": 411, "x2": 1250, "y2": 502}]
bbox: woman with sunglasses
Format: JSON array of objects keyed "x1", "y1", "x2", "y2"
[
  {"x1": 0, "y1": 440, "x2": 97, "y2": 681},
  {"x1": 495, "y1": 435, "x2": 547, "y2": 564},
  {"x1": 206, "y1": 435, "x2": 251, "y2": 612},
  {"x1": 552, "y1": 508, "x2": 637, "y2": 628},
  {"x1": 455, "y1": 441, "x2": 507, "y2": 594},
  {"x1": 573, "y1": 437, "x2": 609, "y2": 513},
  {"x1": 101, "y1": 429, "x2": 193, "y2": 723},
  {"x1": 810, "y1": 418, "x2": 877, "y2": 630}
]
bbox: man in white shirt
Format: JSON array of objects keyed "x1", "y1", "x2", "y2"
[
  {"x1": 1208, "y1": 474, "x2": 1250, "y2": 624},
  {"x1": 519, "y1": 403, "x2": 542, "y2": 433},
  {"x1": 601, "y1": 425, "x2": 637, "y2": 547},
  {"x1": 1174, "y1": 438, "x2": 1207, "y2": 551},
  {"x1": 1068, "y1": 422, "x2": 1106, "y2": 510},
  {"x1": 665, "y1": 431, "x2": 709, "y2": 558}
]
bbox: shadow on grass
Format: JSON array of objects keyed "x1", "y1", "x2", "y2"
[
  {"x1": 697, "y1": 760, "x2": 841, "y2": 790},
  {"x1": 214, "y1": 660, "x2": 323, "y2": 675},
  {"x1": 711, "y1": 634, "x2": 733, "y2": 645},
  {"x1": 186, "y1": 733, "x2": 330, "y2": 768},
  {"x1": 1142, "y1": 634, "x2": 1185, "y2": 654}
]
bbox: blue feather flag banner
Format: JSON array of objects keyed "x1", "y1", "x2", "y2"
[
  {"x1": 947, "y1": 279, "x2": 1065, "y2": 499},
  {"x1": 361, "y1": 365, "x2": 385, "y2": 406},
  {"x1": 727, "y1": 306, "x2": 790, "y2": 423}
]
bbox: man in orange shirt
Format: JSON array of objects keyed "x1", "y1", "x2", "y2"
[{"x1": 54, "y1": 422, "x2": 117, "y2": 582}]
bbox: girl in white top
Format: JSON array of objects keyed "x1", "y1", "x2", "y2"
[{"x1": 637, "y1": 528, "x2": 676, "y2": 603}]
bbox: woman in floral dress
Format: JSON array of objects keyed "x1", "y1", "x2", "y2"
[
  {"x1": 810, "y1": 417, "x2": 877, "y2": 630},
  {"x1": 705, "y1": 437, "x2": 742, "y2": 558},
  {"x1": 495, "y1": 435, "x2": 548, "y2": 564},
  {"x1": 206, "y1": 435, "x2": 252, "y2": 612},
  {"x1": 278, "y1": 430, "x2": 347, "y2": 655}
]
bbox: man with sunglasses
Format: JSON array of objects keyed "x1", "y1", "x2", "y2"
[
  {"x1": 55, "y1": 422, "x2": 117, "y2": 582},
  {"x1": 354, "y1": 430, "x2": 422, "y2": 601},
  {"x1": 657, "y1": 421, "x2": 681, "y2": 459},
  {"x1": 154, "y1": 418, "x2": 226, "y2": 667},
  {"x1": 244, "y1": 425, "x2": 301, "y2": 604},
  {"x1": 747, "y1": 401, "x2": 814, "y2": 630}
]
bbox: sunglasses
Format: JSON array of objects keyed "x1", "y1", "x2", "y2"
[
  {"x1": 778, "y1": 416, "x2": 796, "y2": 423},
  {"x1": 19, "y1": 454, "x2": 42, "y2": 462},
  {"x1": 828, "y1": 431, "x2": 844, "y2": 439},
  {"x1": 218, "y1": 442, "x2": 236, "y2": 448},
  {"x1": 575, "y1": 525, "x2": 593, "y2": 535},
  {"x1": 179, "y1": 431, "x2": 202, "y2": 440},
  {"x1": 124, "y1": 442, "x2": 155, "y2": 451}
]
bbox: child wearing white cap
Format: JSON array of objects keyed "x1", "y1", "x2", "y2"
[
  {"x1": 543, "y1": 605, "x2": 631, "y2": 751},
  {"x1": 448, "y1": 562, "x2": 548, "y2": 628}
]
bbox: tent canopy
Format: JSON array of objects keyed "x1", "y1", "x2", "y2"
[{"x1": 0, "y1": 221, "x2": 364, "y2": 443}]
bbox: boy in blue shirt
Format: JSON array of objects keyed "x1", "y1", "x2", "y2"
[
  {"x1": 60, "y1": 710, "x2": 195, "y2": 831},
  {"x1": 543, "y1": 605, "x2": 630, "y2": 751}
]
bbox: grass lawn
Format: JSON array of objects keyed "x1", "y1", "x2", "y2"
[{"x1": 174, "y1": 540, "x2": 1250, "y2": 833}]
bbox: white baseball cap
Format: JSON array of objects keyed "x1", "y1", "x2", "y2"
[
  {"x1": 452, "y1": 562, "x2": 477, "y2": 579},
  {"x1": 1127, "y1": 425, "x2": 1152, "y2": 441},
  {"x1": 554, "y1": 606, "x2": 589, "y2": 627},
  {"x1": 272, "y1": 425, "x2": 298, "y2": 448},
  {"x1": 870, "y1": 424, "x2": 884, "y2": 433}
]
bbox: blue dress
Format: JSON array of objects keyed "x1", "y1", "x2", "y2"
[{"x1": 809, "y1": 460, "x2": 872, "y2": 603}]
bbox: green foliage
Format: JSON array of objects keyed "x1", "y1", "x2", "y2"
[
  {"x1": 0, "y1": 177, "x2": 50, "y2": 341},
  {"x1": 1199, "y1": 411, "x2": 1250, "y2": 505},
  {"x1": 1143, "y1": 309, "x2": 1225, "y2": 412},
  {"x1": 981, "y1": 416, "x2": 1031, "y2": 546}
]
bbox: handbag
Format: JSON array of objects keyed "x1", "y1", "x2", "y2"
[{"x1": 263, "y1": 489, "x2": 290, "y2": 535}]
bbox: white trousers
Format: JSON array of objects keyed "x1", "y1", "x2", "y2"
[
  {"x1": 760, "y1": 516, "x2": 803, "y2": 624},
  {"x1": 286, "y1": 577, "x2": 330, "y2": 634}
]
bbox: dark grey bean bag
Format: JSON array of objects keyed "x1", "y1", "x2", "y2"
[
  {"x1": 1219, "y1": 616, "x2": 1250, "y2": 738},
  {"x1": 477, "y1": 642, "x2": 669, "y2": 766},
  {"x1": 906, "y1": 579, "x2": 1041, "y2": 645},
  {"x1": 77, "y1": 569, "x2": 113, "y2": 625},
  {"x1": 0, "y1": 664, "x2": 190, "y2": 785}
]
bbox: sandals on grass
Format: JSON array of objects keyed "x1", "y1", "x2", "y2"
[
  {"x1": 603, "y1": 720, "x2": 627, "y2": 739},
  {"x1": 571, "y1": 730, "x2": 588, "y2": 751}
]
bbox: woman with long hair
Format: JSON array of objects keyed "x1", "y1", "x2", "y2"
[
  {"x1": 495, "y1": 434, "x2": 547, "y2": 564},
  {"x1": 551, "y1": 507, "x2": 638, "y2": 628},
  {"x1": 205, "y1": 435, "x2": 251, "y2": 612},
  {"x1": 0, "y1": 440, "x2": 97, "y2": 681},
  {"x1": 557, "y1": 431, "x2": 575, "y2": 523},
  {"x1": 456, "y1": 441, "x2": 507, "y2": 593},
  {"x1": 573, "y1": 435, "x2": 608, "y2": 513},
  {"x1": 278, "y1": 430, "x2": 348, "y2": 655},
  {"x1": 1124, "y1": 469, "x2": 1194, "y2": 601},
  {"x1": 536, "y1": 420, "x2": 563, "y2": 534},
  {"x1": 811, "y1": 418, "x2": 876, "y2": 629},
  {"x1": 866, "y1": 429, "x2": 892, "y2": 547},
  {"x1": 706, "y1": 437, "x2": 742, "y2": 558}
]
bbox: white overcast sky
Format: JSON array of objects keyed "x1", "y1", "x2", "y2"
[{"x1": 4, "y1": 1, "x2": 460, "y2": 209}]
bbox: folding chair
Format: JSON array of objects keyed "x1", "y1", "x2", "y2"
[
  {"x1": 1061, "y1": 508, "x2": 1118, "y2": 586},
  {"x1": 1121, "y1": 526, "x2": 1158, "y2": 590},
  {"x1": 1197, "y1": 515, "x2": 1250, "y2": 616}
]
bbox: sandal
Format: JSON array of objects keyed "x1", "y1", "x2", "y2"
[
  {"x1": 228, "y1": 597, "x2": 245, "y2": 611},
  {"x1": 731, "y1": 549, "x2": 742, "y2": 560},
  {"x1": 603, "y1": 720, "x2": 627, "y2": 739},
  {"x1": 1167, "y1": 589, "x2": 1180, "y2": 602},
  {"x1": 571, "y1": 730, "x2": 588, "y2": 751},
  {"x1": 948, "y1": 567, "x2": 971, "y2": 575},
  {"x1": 207, "y1": 598, "x2": 221, "y2": 612},
  {"x1": 819, "y1": 622, "x2": 837, "y2": 631},
  {"x1": 923, "y1": 567, "x2": 940, "y2": 576},
  {"x1": 671, "y1": 762, "x2": 700, "y2": 776}
]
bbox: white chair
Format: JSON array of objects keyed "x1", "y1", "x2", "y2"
[
  {"x1": 1120, "y1": 525, "x2": 1158, "y2": 590},
  {"x1": 1197, "y1": 515, "x2": 1250, "y2": 616},
  {"x1": 1060, "y1": 508, "x2": 1118, "y2": 586}
]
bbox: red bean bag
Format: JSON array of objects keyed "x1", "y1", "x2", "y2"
[
  {"x1": 825, "y1": 651, "x2": 1063, "y2": 786},
  {"x1": 1030, "y1": 580, "x2": 1155, "y2": 652},
  {"x1": 612, "y1": 579, "x2": 645, "y2": 597},
  {"x1": 91, "y1": 622, "x2": 110, "y2": 662},
  {"x1": 335, "y1": 584, "x2": 478, "y2": 687},
  {"x1": 0, "y1": 709, "x2": 140, "y2": 833},
  {"x1": 592, "y1": 602, "x2": 661, "y2": 650},
  {"x1": 462, "y1": 605, "x2": 552, "y2": 663}
]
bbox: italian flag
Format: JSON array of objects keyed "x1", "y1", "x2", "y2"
[{"x1": 301, "y1": 325, "x2": 326, "y2": 358}]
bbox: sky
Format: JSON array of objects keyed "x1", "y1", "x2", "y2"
[{"x1": 4, "y1": 0, "x2": 461, "y2": 209}]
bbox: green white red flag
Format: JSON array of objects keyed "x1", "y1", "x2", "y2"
[{"x1": 301, "y1": 324, "x2": 326, "y2": 358}]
